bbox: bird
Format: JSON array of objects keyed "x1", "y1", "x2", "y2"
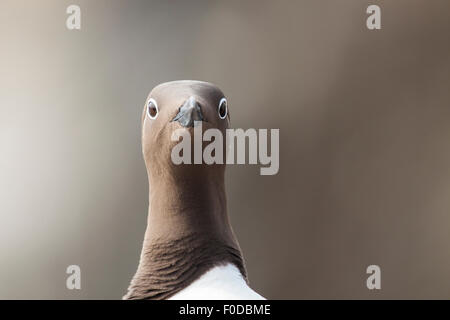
[{"x1": 123, "y1": 80, "x2": 265, "y2": 300}]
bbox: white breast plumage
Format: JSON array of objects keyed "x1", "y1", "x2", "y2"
[{"x1": 168, "y1": 263, "x2": 265, "y2": 300}]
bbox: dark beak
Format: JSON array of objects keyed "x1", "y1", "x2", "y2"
[{"x1": 171, "y1": 96, "x2": 204, "y2": 127}]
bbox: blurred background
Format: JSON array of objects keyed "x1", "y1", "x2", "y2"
[{"x1": 1, "y1": 0, "x2": 450, "y2": 299}]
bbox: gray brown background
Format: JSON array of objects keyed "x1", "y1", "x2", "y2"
[{"x1": 1, "y1": 0, "x2": 449, "y2": 299}]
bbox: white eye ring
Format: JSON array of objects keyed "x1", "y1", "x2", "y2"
[
  {"x1": 218, "y1": 98, "x2": 228, "y2": 119},
  {"x1": 147, "y1": 98, "x2": 159, "y2": 120}
]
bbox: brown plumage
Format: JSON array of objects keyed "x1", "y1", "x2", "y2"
[
  {"x1": 123, "y1": 81, "x2": 247, "y2": 300},
  {"x1": 123, "y1": 233, "x2": 246, "y2": 300}
]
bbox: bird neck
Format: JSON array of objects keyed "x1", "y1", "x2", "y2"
[
  {"x1": 124, "y1": 169, "x2": 247, "y2": 300},
  {"x1": 147, "y1": 172, "x2": 229, "y2": 238}
]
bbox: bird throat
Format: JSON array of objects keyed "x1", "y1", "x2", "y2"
[{"x1": 123, "y1": 168, "x2": 247, "y2": 300}]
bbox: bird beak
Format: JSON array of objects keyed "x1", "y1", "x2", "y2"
[{"x1": 171, "y1": 96, "x2": 204, "y2": 127}]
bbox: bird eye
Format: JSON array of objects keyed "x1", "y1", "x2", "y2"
[
  {"x1": 147, "y1": 99, "x2": 159, "y2": 119},
  {"x1": 218, "y1": 98, "x2": 227, "y2": 119}
]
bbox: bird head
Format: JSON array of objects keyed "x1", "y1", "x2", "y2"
[{"x1": 141, "y1": 80, "x2": 230, "y2": 179}]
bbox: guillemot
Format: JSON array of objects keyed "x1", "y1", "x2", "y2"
[{"x1": 124, "y1": 81, "x2": 265, "y2": 300}]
